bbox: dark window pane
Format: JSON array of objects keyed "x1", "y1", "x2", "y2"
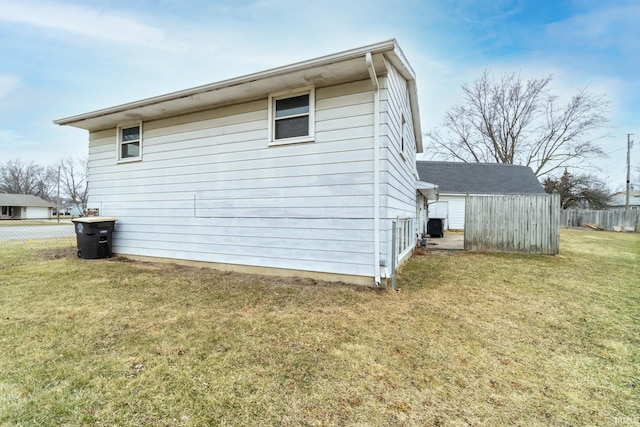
[
  {"x1": 121, "y1": 142, "x2": 140, "y2": 158},
  {"x1": 275, "y1": 94, "x2": 309, "y2": 118},
  {"x1": 122, "y1": 126, "x2": 140, "y2": 142},
  {"x1": 275, "y1": 116, "x2": 309, "y2": 139}
]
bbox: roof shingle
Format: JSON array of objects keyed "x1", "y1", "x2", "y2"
[
  {"x1": 416, "y1": 161, "x2": 545, "y2": 195},
  {"x1": 0, "y1": 194, "x2": 56, "y2": 207}
]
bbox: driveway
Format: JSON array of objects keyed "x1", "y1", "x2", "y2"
[{"x1": 426, "y1": 232, "x2": 464, "y2": 250}]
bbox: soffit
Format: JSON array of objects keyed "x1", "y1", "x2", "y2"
[{"x1": 55, "y1": 44, "x2": 396, "y2": 132}]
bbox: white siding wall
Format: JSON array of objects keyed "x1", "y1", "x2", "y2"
[
  {"x1": 87, "y1": 80, "x2": 378, "y2": 279},
  {"x1": 429, "y1": 201, "x2": 448, "y2": 230},
  {"x1": 447, "y1": 197, "x2": 466, "y2": 229},
  {"x1": 431, "y1": 195, "x2": 466, "y2": 230},
  {"x1": 379, "y1": 65, "x2": 419, "y2": 266},
  {"x1": 417, "y1": 193, "x2": 428, "y2": 235}
]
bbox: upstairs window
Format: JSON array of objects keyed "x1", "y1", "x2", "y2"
[
  {"x1": 401, "y1": 114, "x2": 406, "y2": 153},
  {"x1": 117, "y1": 123, "x2": 142, "y2": 162},
  {"x1": 268, "y1": 87, "x2": 315, "y2": 145},
  {"x1": 399, "y1": 113, "x2": 408, "y2": 161}
]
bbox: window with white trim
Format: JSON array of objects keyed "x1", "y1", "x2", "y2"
[
  {"x1": 400, "y1": 113, "x2": 408, "y2": 160},
  {"x1": 401, "y1": 114, "x2": 406, "y2": 153},
  {"x1": 117, "y1": 123, "x2": 142, "y2": 161},
  {"x1": 268, "y1": 87, "x2": 315, "y2": 145}
]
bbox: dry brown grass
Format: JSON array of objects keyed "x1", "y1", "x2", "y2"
[{"x1": 1, "y1": 229, "x2": 638, "y2": 426}]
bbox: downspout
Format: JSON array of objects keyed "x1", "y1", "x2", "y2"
[
  {"x1": 427, "y1": 188, "x2": 440, "y2": 206},
  {"x1": 366, "y1": 52, "x2": 381, "y2": 286},
  {"x1": 426, "y1": 185, "x2": 440, "y2": 235}
]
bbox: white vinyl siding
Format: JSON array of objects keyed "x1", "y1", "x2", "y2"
[
  {"x1": 400, "y1": 113, "x2": 407, "y2": 159},
  {"x1": 447, "y1": 197, "x2": 466, "y2": 229},
  {"x1": 429, "y1": 201, "x2": 448, "y2": 230},
  {"x1": 87, "y1": 80, "x2": 377, "y2": 278},
  {"x1": 379, "y1": 65, "x2": 419, "y2": 265},
  {"x1": 430, "y1": 195, "x2": 466, "y2": 230}
]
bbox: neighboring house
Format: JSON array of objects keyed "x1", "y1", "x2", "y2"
[
  {"x1": 609, "y1": 191, "x2": 640, "y2": 209},
  {"x1": 58, "y1": 203, "x2": 84, "y2": 216},
  {"x1": 0, "y1": 194, "x2": 56, "y2": 219},
  {"x1": 55, "y1": 39, "x2": 429, "y2": 286},
  {"x1": 416, "y1": 161, "x2": 545, "y2": 230}
]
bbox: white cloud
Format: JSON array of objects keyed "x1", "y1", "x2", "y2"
[
  {"x1": 445, "y1": 0, "x2": 524, "y2": 25},
  {"x1": 0, "y1": 0, "x2": 176, "y2": 50},
  {"x1": 546, "y1": 2, "x2": 640, "y2": 50}
]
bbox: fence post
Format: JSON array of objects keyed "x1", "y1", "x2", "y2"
[{"x1": 550, "y1": 191, "x2": 560, "y2": 254}]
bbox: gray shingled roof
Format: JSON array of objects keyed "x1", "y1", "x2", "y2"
[
  {"x1": 0, "y1": 194, "x2": 56, "y2": 207},
  {"x1": 416, "y1": 161, "x2": 545, "y2": 195}
]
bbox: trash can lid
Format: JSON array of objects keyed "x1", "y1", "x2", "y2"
[{"x1": 72, "y1": 216, "x2": 117, "y2": 223}]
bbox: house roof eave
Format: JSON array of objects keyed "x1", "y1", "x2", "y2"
[
  {"x1": 54, "y1": 39, "x2": 421, "y2": 134},
  {"x1": 417, "y1": 181, "x2": 438, "y2": 199}
]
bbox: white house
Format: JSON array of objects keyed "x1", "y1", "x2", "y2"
[
  {"x1": 416, "y1": 161, "x2": 545, "y2": 230},
  {"x1": 0, "y1": 194, "x2": 56, "y2": 219},
  {"x1": 55, "y1": 40, "x2": 429, "y2": 286},
  {"x1": 609, "y1": 191, "x2": 640, "y2": 209}
]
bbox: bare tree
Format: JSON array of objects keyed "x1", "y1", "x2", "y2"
[
  {"x1": 427, "y1": 70, "x2": 610, "y2": 177},
  {"x1": 57, "y1": 156, "x2": 89, "y2": 213},
  {"x1": 541, "y1": 169, "x2": 611, "y2": 209},
  {"x1": 0, "y1": 159, "x2": 56, "y2": 200}
]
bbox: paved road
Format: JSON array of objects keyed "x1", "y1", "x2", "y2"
[{"x1": 0, "y1": 223, "x2": 76, "y2": 242}]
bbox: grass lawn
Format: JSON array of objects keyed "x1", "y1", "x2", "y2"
[{"x1": 1, "y1": 229, "x2": 638, "y2": 426}]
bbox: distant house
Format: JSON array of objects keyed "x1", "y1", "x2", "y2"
[
  {"x1": 608, "y1": 191, "x2": 640, "y2": 209},
  {"x1": 59, "y1": 203, "x2": 84, "y2": 216},
  {"x1": 54, "y1": 40, "x2": 431, "y2": 286},
  {"x1": 416, "y1": 161, "x2": 545, "y2": 230},
  {"x1": 0, "y1": 194, "x2": 56, "y2": 219}
]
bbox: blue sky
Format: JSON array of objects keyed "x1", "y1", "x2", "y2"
[{"x1": 0, "y1": 0, "x2": 638, "y2": 189}]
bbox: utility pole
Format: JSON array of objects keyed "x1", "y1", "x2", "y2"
[
  {"x1": 57, "y1": 166, "x2": 61, "y2": 223},
  {"x1": 627, "y1": 134, "x2": 633, "y2": 211}
]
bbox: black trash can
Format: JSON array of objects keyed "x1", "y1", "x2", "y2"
[
  {"x1": 72, "y1": 217, "x2": 117, "y2": 259},
  {"x1": 427, "y1": 218, "x2": 444, "y2": 238}
]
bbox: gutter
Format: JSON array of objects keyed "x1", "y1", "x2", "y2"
[{"x1": 366, "y1": 52, "x2": 381, "y2": 286}]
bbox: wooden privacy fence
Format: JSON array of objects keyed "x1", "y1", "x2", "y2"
[
  {"x1": 464, "y1": 193, "x2": 560, "y2": 255},
  {"x1": 561, "y1": 209, "x2": 639, "y2": 232}
]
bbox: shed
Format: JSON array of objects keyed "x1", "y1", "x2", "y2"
[
  {"x1": 55, "y1": 39, "x2": 426, "y2": 286},
  {"x1": 416, "y1": 161, "x2": 545, "y2": 230}
]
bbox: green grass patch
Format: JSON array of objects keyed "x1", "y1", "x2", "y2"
[{"x1": 1, "y1": 229, "x2": 638, "y2": 425}]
